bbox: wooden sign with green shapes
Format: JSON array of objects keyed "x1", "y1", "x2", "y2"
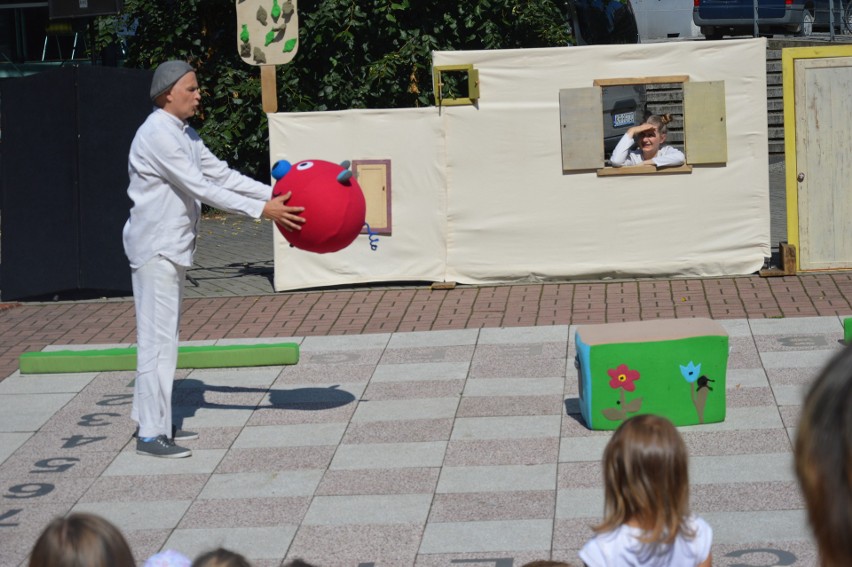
[
  {"x1": 236, "y1": 0, "x2": 298, "y2": 66},
  {"x1": 575, "y1": 318, "x2": 728, "y2": 430}
]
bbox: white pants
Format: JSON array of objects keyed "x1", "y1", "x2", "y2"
[{"x1": 130, "y1": 255, "x2": 185, "y2": 438}]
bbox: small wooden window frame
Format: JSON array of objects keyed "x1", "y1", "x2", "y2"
[
  {"x1": 353, "y1": 159, "x2": 392, "y2": 235},
  {"x1": 592, "y1": 75, "x2": 690, "y2": 87},
  {"x1": 560, "y1": 74, "x2": 727, "y2": 175},
  {"x1": 433, "y1": 64, "x2": 480, "y2": 107},
  {"x1": 597, "y1": 164, "x2": 693, "y2": 176}
]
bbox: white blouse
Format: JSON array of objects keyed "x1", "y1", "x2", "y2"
[
  {"x1": 610, "y1": 132, "x2": 686, "y2": 168},
  {"x1": 580, "y1": 516, "x2": 713, "y2": 567}
]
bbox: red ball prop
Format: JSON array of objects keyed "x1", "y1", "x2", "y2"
[{"x1": 271, "y1": 160, "x2": 367, "y2": 254}]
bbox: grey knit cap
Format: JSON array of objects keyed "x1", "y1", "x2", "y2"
[{"x1": 149, "y1": 60, "x2": 194, "y2": 101}]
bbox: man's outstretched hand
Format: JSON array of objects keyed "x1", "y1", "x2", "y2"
[{"x1": 262, "y1": 191, "x2": 305, "y2": 232}]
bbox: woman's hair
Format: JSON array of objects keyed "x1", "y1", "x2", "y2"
[
  {"x1": 28, "y1": 513, "x2": 135, "y2": 567},
  {"x1": 594, "y1": 414, "x2": 692, "y2": 545},
  {"x1": 795, "y1": 344, "x2": 852, "y2": 567},
  {"x1": 645, "y1": 113, "x2": 673, "y2": 135},
  {"x1": 192, "y1": 548, "x2": 252, "y2": 567}
]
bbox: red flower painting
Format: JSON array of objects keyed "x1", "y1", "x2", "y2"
[
  {"x1": 607, "y1": 364, "x2": 640, "y2": 392},
  {"x1": 602, "y1": 363, "x2": 643, "y2": 423}
]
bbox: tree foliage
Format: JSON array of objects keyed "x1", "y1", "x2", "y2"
[{"x1": 106, "y1": 0, "x2": 573, "y2": 178}]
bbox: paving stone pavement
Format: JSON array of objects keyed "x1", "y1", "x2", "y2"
[
  {"x1": 1, "y1": 162, "x2": 851, "y2": 565},
  {"x1": 0, "y1": 317, "x2": 846, "y2": 566},
  {"x1": 184, "y1": 214, "x2": 278, "y2": 298}
]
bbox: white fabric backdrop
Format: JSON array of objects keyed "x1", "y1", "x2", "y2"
[
  {"x1": 269, "y1": 109, "x2": 447, "y2": 290},
  {"x1": 269, "y1": 38, "x2": 769, "y2": 291}
]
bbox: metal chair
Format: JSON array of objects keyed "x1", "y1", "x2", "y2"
[{"x1": 42, "y1": 21, "x2": 83, "y2": 62}]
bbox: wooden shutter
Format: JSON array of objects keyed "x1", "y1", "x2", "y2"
[
  {"x1": 683, "y1": 81, "x2": 727, "y2": 165},
  {"x1": 560, "y1": 86, "x2": 604, "y2": 171}
]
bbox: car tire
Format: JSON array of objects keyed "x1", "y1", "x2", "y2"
[
  {"x1": 798, "y1": 8, "x2": 814, "y2": 36},
  {"x1": 844, "y1": 1, "x2": 852, "y2": 34},
  {"x1": 703, "y1": 26, "x2": 722, "y2": 39}
]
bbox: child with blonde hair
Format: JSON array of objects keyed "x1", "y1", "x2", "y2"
[
  {"x1": 610, "y1": 113, "x2": 685, "y2": 168},
  {"x1": 29, "y1": 513, "x2": 136, "y2": 567},
  {"x1": 580, "y1": 414, "x2": 712, "y2": 567}
]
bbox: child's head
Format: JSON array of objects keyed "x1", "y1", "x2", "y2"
[
  {"x1": 595, "y1": 414, "x2": 690, "y2": 545},
  {"x1": 635, "y1": 113, "x2": 673, "y2": 160},
  {"x1": 192, "y1": 548, "x2": 252, "y2": 567},
  {"x1": 795, "y1": 344, "x2": 852, "y2": 567},
  {"x1": 645, "y1": 113, "x2": 672, "y2": 137},
  {"x1": 29, "y1": 513, "x2": 136, "y2": 567}
]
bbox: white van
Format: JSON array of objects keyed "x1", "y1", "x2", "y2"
[{"x1": 631, "y1": 0, "x2": 703, "y2": 40}]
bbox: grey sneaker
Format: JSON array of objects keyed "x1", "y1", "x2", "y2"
[
  {"x1": 136, "y1": 435, "x2": 192, "y2": 458},
  {"x1": 134, "y1": 426, "x2": 199, "y2": 442},
  {"x1": 173, "y1": 428, "x2": 198, "y2": 441}
]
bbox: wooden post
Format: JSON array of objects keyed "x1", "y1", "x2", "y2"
[
  {"x1": 261, "y1": 65, "x2": 277, "y2": 113},
  {"x1": 779, "y1": 242, "x2": 797, "y2": 274},
  {"x1": 759, "y1": 242, "x2": 797, "y2": 277}
]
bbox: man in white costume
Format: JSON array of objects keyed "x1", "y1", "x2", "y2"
[{"x1": 123, "y1": 60, "x2": 305, "y2": 458}]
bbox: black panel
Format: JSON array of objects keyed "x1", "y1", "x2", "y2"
[
  {"x1": 75, "y1": 66, "x2": 150, "y2": 292},
  {"x1": 0, "y1": 65, "x2": 152, "y2": 301},
  {"x1": 48, "y1": 0, "x2": 123, "y2": 19},
  {"x1": 1, "y1": 68, "x2": 79, "y2": 299}
]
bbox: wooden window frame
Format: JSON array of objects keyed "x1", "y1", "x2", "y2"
[
  {"x1": 353, "y1": 159, "x2": 393, "y2": 235},
  {"x1": 433, "y1": 64, "x2": 480, "y2": 107},
  {"x1": 560, "y1": 75, "x2": 727, "y2": 175},
  {"x1": 594, "y1": 75, "x2": 690, "y2": 177}
]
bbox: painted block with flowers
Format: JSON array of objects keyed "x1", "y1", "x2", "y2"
[{"x1": 574, "y1": 318, "x2": 728, "y2": 430}]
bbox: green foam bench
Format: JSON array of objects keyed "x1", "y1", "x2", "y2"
[
  {"x1": 19, "y1": 343, "x2": 300, "y2": 374},
  {"x1": 575, "y1": 318, "x2": 728, "y2": 430}
]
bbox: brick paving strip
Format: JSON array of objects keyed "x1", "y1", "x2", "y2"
[
  {"x1": 1, "y1": 214, "x2": 851, "y2": 565},
  {"x1": 2, "y1": 274, "x2": 851, "y2": 381}
]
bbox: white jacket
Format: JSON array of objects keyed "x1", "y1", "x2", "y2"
[{"x1": 123, "y1": 109, "x2": 269, "y2": 269}]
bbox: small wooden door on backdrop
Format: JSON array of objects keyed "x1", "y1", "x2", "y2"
[{"x1": 794, "y1": 57, "x2": 852, "y2": 270}]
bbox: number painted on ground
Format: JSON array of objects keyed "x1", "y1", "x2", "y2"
[
  {"x1": 777, "y1": 335, "x2": 828, "y2": 348},
  {"x1": 0, "y1": 508, "x2": 22, "y2": 527},
  {"x1": 724, "y1": 548, "x2": 797, "y2": 566},
  {"x1": 31, "y1": 457, "x2": 80, "y2": 474},
  {"x1": 96, "y1": 394, "x2": 133, "y2": 406},
  {"x1": 61, "y1": 435, "x2": 107, "y2": 449},
  {"x1": 4, "y1": 483, "x2": 54, "y2": 499},
  {"x1": 77, "y1": 413, "x2": 120, "y2": 427}
]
